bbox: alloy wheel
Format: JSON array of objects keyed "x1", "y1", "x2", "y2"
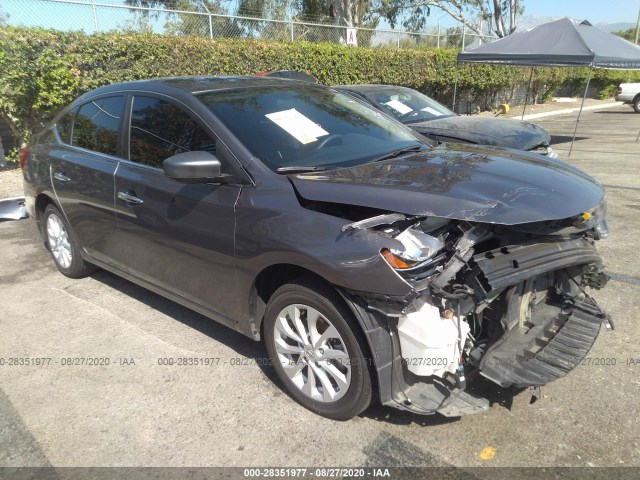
[
  {"x1": 273, "y1": 304, "x2": 351, "y2": 402},
  {"x1": 46, "y1": 213, "x2": 72, "y2": 269}
]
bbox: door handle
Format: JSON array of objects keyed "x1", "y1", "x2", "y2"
[
  {"x1": 117, "y1": 191, "x2": 144, "y2": 205},
  {"x1": 53, "y1": 172, "x2": 71, "y2": 182}
]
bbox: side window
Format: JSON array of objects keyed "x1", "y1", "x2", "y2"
[
  {"x1": 56, "y1": 108, "x2": 77, "y2": 144},
  {"x1": 129, "y1": 96, "x2": 217, "y2": 169},
  {"x1": 71, "y1": 96, "x2": 124, "y2": 156}
]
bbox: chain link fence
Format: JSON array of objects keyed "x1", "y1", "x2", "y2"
[{"x1": 1, "y1": 0, "x2": 493, "y2": 49}]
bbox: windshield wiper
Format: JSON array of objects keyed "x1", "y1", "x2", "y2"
[
  {"x1": 369, "y1": 144, "x2": 424, "y2": 163},
  {"x1": 276, "y1": 166, "x2": 333, "y2": 174}
]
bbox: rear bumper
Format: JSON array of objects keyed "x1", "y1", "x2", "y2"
[{"x1": 615, "y1": 94, "x2": 634, "y2": 103}]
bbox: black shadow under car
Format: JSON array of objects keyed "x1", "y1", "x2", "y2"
[{"x1": 22, "y1": 76, "x2": 611, "y2": 420}]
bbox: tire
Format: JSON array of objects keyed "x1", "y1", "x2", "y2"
[
  {"x1": 263, "y1": 278, "x2": 373, "y2": 420},
  {"x1": 42, "y1": 204, "x2": 95, "y2": 278},
  {"x1": 634, "y1": 96, "x2": 640, "y2": 113}
]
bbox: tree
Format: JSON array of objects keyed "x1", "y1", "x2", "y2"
[
  {"x1": 0, "y1": 1, "x2": 8, "y2": 26},
  {"x1": 377, "y1": 0, "x2": 523, "y2": 38},
  {"x1": 125, "y1": 0, "x2": 242, "y2": 37},
  {"x1": 613, "y1": 28, "x2": 635, "y2": 43}
]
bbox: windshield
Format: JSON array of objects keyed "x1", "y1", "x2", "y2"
[
  {"x1": 357, "y1": 87, "x2": 455, "y2": 124},
  {"x1": 198, "y1": 85, "x2": 427, "y2": 172}
]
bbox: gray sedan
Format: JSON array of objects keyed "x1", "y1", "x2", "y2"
[{"x1": 22, "y1": 76, "x2": 610, "y2": 420}]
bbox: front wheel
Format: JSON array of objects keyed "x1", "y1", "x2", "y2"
[
  {"x1": 634, "y1": 96, "x2": 640, "y2": 113},
  {"x1": 263, "y1": 279, "x2": 373, "y2": 420}
]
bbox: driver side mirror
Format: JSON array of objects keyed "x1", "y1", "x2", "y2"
[{"x1": 163, "y1": 151, "x2": 226, "y2": 184}]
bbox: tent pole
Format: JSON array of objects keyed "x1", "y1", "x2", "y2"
[
  {"x1": 452, "y1": 61, "x2": 459, "y2": 113},
  {"x1": 569, "y1": 64, "x2": 594, "y2": 157},
  {"x1": 522, "y1": 67, "x2": 534, "y2": 120}
]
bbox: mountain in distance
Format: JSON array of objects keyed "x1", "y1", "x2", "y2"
[
  {"x1": 594, "y1": 22, "x2": 635, "y2": 33},
  {"x1": 513, "y1": 15, "x2": 634, "y2": 33}
]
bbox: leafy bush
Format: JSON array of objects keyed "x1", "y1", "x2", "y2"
[{"x1": 1, "y1": 26, "x2": 639, "y2": 153}]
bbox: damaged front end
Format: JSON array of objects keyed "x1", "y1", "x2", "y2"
[{"x1": 341, "y1": 206, "x2": 611, "y2": 417}]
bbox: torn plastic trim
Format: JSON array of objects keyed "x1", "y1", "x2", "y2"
[
  {"x1": 479, "y1": 295, "x2": 606, "y2": 388},
  {"x1": 431, "y1": 225, "x2": 490, "y2": 290},
  {"x1": 0, "y1": 196, "x2": 28, "y2": 221},
  {"x1": 341, "y1": 213, "x2": 407, "y2": 232},
  {"x1": 339, "y1": 287, "x2": 490, "y2": 417},
  {"x1": 473, "y1": 237, "x2": 605, "y2": 292}
]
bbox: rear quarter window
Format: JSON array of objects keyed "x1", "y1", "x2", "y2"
[
  {"x1": 71, "y1": 96, "x2": 125, "y2": 156},
  {"x1": 56, "y1": 108, "x2": 77, "y2": 144}
]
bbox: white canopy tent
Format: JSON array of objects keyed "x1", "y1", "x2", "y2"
[{"x1": 453, "y1": 18, "x2": 640, "y2": 156}]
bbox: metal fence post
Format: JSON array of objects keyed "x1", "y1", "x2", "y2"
[
  {"x1": 397, "y1": 31, "x2": 400, "y2": 49},
  {"x1": 437, "y1": 23, "x2": 440, "y2": 48},
  {"x1": 290, "y1": 18, "x2": 294, "y2": 42},
  {"x1": 92, "y1": 0, "x2": 99, "y2": 33},
  {"x1": 201, "y1": 3, "x2": 213, "y2": 39},
  {"x1": 461, "y1": 24, "x2": 466, "y2": 50}
]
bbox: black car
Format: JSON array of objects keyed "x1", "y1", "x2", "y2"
[
  {"x1": 23, "y1": 76, "x2": 611, "y2": 420},
  {"x1": 336, "y1": 84, "x2": 557, "y2": 157}
]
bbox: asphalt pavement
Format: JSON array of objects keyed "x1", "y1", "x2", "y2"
[{"x1": 0, "y1": 105, "x2": 639, "y2": 470}]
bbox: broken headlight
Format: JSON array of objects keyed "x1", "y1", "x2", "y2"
[
  {"x1": 575, "y1": 199, "x2": 609, "y2": 239},
  {"x1": 381, "y1": 227, "x2": 444, "y2": 270}
]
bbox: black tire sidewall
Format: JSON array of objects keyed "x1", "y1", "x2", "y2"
[
  {"x1": 634, "y1": 97, "x2": 640, "y2": 113},
  {"x1": 263, "y1": 282, "x2": 372, "y2": 421}
]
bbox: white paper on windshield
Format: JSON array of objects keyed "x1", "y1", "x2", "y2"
[
  {"x1": 421, "y1": 107, "x2": 445, "y2": 116},
  {"x1": 385, "y1": 100, "x2": 413, "y2": 115},
  {"x1": 265, "y1": 109, "x2": 329, "y2": 144}
]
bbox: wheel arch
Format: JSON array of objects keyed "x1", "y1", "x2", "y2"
[
  {"x1": 35, "y1": 192, "x2": 56, "y2": 219},
  {"x1": 252, "y1": 264, "x2": 383, "y2": 407},
  {"x1": 34, "y1": 193, "x2": 59, "y2": 241},
  {"x1": 251, "y1": 264, "x2": 336, "y2": 339},
  {"x1": 249, "y1": 264, "x2": 380, "y2": 370}
]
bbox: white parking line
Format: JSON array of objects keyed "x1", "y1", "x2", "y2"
[{"x1": 519, "y1": 102, "x2": 624, "y2": 120}]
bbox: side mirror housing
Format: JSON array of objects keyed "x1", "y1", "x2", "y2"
[{"x1": 163, "y1": 151, "x2": 225, "y2": 184}]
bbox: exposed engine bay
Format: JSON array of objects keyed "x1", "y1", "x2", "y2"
[{"x1": 342, "y1": 205, "x2": 612, "y2": 416}]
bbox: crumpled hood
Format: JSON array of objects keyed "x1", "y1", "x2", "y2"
[
  {"x1": 408, "y1": 116, "x2": 550, "y2": 150},
  {"x1": 289, "y1": 145, "x2": 604, "y2": 225}
]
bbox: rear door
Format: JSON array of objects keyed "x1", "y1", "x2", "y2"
[
  {"x1": 111, "y1": 94, "x2": 241, "y2": 324},
  {"x1": 48, "y1": 95, "x2": 125, "y2": 263}
]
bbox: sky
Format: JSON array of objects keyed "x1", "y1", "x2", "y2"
[
  {"x1": 427, "y1": 0, "x2": 639, "y2": 29},
  {"x1": 1, "y1": 0, "x2": 639, "y2": 33},
  {"x1": 519, "y1": 0, "x2": 638, "y2": 25}
]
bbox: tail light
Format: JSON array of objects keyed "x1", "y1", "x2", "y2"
[{"x1": 19, "y1": 146, "x2": 29, "y2": 170}]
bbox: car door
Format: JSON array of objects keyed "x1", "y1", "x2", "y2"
[
  {"x1": 48, "y1": 95, "x2": 125, "y2": 263},
  {"x1": 112, "y1": 94, "x2": 241, "y2": 324}
]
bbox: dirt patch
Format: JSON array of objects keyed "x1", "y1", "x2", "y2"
[{"x1": 0, "y1": 167, "x2": 24, "y2": 198}]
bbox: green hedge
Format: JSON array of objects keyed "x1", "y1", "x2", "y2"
[{"x1": 1, "y1": 26, "x2": 639, "y2": 159}]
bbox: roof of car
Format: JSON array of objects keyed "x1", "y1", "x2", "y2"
[
  {"x1": 83, "y1": 75, "x2": 312, "y2": 97},
  {"x1": 335, "y1": 84, "x2": 411, "y2": 93}
]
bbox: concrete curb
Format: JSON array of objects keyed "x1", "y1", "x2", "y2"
[{"x1": 518, "y1": 102, "x2": 624, "y2": 120}]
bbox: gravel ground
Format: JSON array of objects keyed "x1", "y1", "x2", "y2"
[{"x1": 0, "y1": 166, "x2": 23, "y2": 198}]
